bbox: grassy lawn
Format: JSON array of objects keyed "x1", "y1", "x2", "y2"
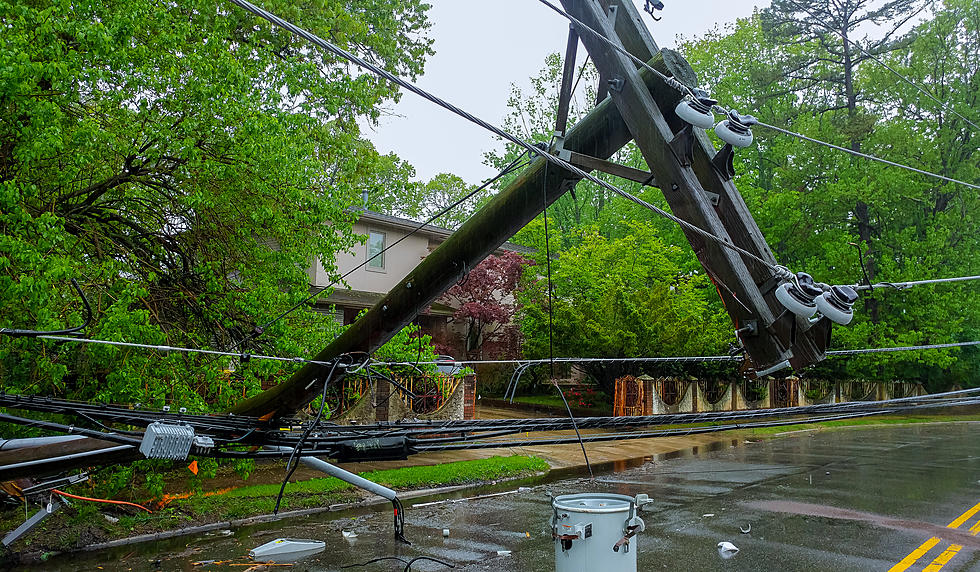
[{"x1": 155, "y1": 455, "x2": 548, "y2": 524}]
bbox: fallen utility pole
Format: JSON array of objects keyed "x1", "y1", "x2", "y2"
[
  {"x1": 3, "y1": 1, "x2": 836, "y2": 476},
  {"x1": 233, "y1": 0, "x2": 831, "y2": 418},
  {"x1": 229, "y1": 52, "x2": 686, "y2": 419},
  {"x1": 558, "y1": 0, "x2": 831, "y2": 372}
]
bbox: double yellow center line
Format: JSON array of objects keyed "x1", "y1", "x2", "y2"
[{"x1": 890, "y1": 500, "x2": 980, "y2": 571}]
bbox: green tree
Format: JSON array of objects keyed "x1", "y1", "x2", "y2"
[
  {"x1": 681, "y1": 5, "x2": 980, "y2": 386},
  {"x1": 518, "y1": 223, "x2": 733, "y2": 394},
  {"x1": 0, "y1": 0, "x2": 433, "y2": 408}
]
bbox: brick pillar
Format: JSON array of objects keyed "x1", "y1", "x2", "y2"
[
  {"x1": 375, "y1": 380, "x2": 389, "y2": 423},
  {"x1": 641, "y1": 377, "x2": 654, "y2": 416},
  {"x1": 462, "y1": 374, "x2": 477, "y2": 420}
]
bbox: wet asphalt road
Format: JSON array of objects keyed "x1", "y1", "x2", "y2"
[{"x1": 46, "y1": 422, "x2": 980, "y2": 571}]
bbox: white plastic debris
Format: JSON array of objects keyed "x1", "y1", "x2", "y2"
[
  {"x1": 249, "y1": 538, "x2": 325, "y2": 562},
  {"x1": 739, "y1": 524, "x2": 752, "y2": 534},
  {"x1": 496, "y1": 550, "x2": 511, "y2": 556},
  {"x1": 717, "y1": 541, "x2": 740, "y2": 559},
  {"x1": 442, "y1": 529, "x2": 450, "y2": 537},
  {"x1": 702, "y1": 513, "x2": 715, "y2": 517},
  {"x1": 342, "y1": 531, "x2": 358, "y2": 539}
]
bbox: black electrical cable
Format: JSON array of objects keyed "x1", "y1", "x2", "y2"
[
  {"x1": 232, "y1": 155, "x2": 530, "y2": 352},
  {"x1": 403, "y1": 556, "x2": 455, "y2": 571},
  {"x1": 0, "y1": 279, "x2": 92, "y2": 338},
  {"x1": 393, "y1": 496, "x2": 410, "y2": 545},
  {"x1": 340, "y1": 556, "x2": 408, "y2": 569},
  {"x1": 273, "y1": 358, "x2": 344, "y2": 514}
]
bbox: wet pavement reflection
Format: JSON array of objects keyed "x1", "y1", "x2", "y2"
[{"x1": 43, "y1": 423, "x2": 980, "y2": 571}]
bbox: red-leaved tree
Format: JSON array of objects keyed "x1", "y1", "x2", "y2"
[{"x1": 439, "y1": 251, "x2": 530, "y2": 359}]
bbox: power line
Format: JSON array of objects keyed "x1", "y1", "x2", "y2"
[
  {"x1": 797, "y1": 4, "x2": 980, "y2": 133},
  {"x1": 755, "y1": 120, "x2": 980, "y2": 191},
  {"x1": 223, "y1": 0, "x2": 786, "y2": 277},
  {"x1": 232, "y1": 154, "x2": 530, "y2": 352},
  {"x1": 38, "y1": 335, "x2": 339, "y2": 368},
  {"x1": 826, "y1": 341, "x2": 980, "y2": 356},
  {"x1": 530, "y1": 0, "x2": 980, "y2": 193},
  {"x1": 29, "y1": 335, "x2": 980, "y2": 376},
  {"x1": 851, "y1": 275, "x2": 980, "y2": 292}
]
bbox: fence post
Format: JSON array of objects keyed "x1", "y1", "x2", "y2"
[
  {"x1": 375, "y1": 379, "x2": 390, "y2": 423},
  {"x1": 463, "y1": 373, "x2": 477, "y2": 420},
  {"x1": 640, "y1": 375, "x2": 654, "y2": 416}
]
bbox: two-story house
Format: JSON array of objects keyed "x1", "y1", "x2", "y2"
[{"x1": 307, "y1": 210, "x2": 531, "y2": 357}]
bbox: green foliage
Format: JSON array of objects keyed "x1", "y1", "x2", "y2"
[
  {"x1": 0, "y1": 0, "x2": 434, "y2": 407},
  {"x1": 518, "y1": 223, "x2": 734, "y2": 393},
  {"x1": 680, "y1": 6, "x2": 980, "y2": 386}
]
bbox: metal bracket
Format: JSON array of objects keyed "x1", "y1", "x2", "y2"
[
  {"x1": 668, "y1": 123, "x2": 696, "y2": 167},
  {"x1": 22, "y1": 473, "x2": 88, "y2": 496},
  {"x1": 3, "y1": 498, "x2": 61, "y2": 546},
  {"x1": 607, "y1": 77, "x2": 624, "y2": 93},
  {"x1": 554, "y1": 25, "x2": 579, "y2": 137},
  {"x1": 710, "y1": 143, "x2": 737, "y2": 181},
  {"x1": 735, "y1": 320, "x2": 758, "y2": 338},
  {"x1": 553, "y1": 135, "x2": 572, "y2": 162}
]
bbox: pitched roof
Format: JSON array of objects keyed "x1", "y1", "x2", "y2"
[{"x1": 355, "y1": 210, "x2": 534, "y2": 255}]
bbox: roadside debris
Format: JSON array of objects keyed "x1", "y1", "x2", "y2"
[
  {"x1": 717, "y1": 541, "x2": 740, "y2": 559},
  {"x1": 249, "y1": 538, "x2": 325, "y2": 562},
  {"x1": 739, "y1": 524, "x2": 752, "y2": 534}
]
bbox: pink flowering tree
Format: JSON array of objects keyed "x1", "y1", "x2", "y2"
[{"x1": 439, "y1": 251, "x2": 531, "y2": 359}]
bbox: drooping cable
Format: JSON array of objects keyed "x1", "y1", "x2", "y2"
[
  {"x1": 531, "y1": 0, "x2": 980, "y2": 193},
  {"x1": 542, "y1": 162, "x2": 556, "y2": 377},
  {"x1": 272, "y1": 358, "x2": 343, "y2": 514},
  {"x1": 755, "y1": 120, "x2": 980, "y2": 191},
  {"x1": 393, "y1": 496, "x2": 410, "y2": 544},
  {"x1": 553, "y1": 381, "x2": 594, "y2": 479},
  {"x1": 233, "y1": 154, "x2": 531, "y2": 352},
  {"x1": 222, "y1": 0, "x2": 785, "y2": 277},
  {"x1": 0, "y1": 279, "x2": 93, "y2": 338},
  {"x1": 540, "y1": 159, "x2": 591, "y2": 477},
  {"x1": 52, "y1": 489, "x2": 151, "y2": 513},
  {"x1": 403, "y1": 556, "x2": 455, "y2": 571}
]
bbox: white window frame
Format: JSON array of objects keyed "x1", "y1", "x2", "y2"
[{"x1": 366, "y1": 229, "x2": 386, "y2": 272}]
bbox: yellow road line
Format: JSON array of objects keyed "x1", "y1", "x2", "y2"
[
  {"x1": 889, "y1": 500, "x2": 980, "y2": 572},
  {"x1": 923, "y1": 545, "x2": 962, "y2": 571},
  {"x1": 947, "y1": 501, "x2": 980, "y2": 529},
  {"x1": 890, "y1": 537, "x2": 942, "y2": 572}
]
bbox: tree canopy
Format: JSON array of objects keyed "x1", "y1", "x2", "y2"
[
  {"x1": 505, "y1": 1, "x2": 978, "y2": 389},
  {"x1": 0, "y1": 0, "x2": 434, "y2": 408}
]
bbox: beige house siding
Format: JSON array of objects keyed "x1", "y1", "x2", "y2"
[{"x1": 308, "y1": 210, "x2": 532, "y2": 355}]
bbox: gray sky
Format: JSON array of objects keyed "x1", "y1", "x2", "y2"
[{"x1": 365, "y1": 1, "x2": 771, "y2": 185}]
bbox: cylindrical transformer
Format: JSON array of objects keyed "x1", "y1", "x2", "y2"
[{"x1": 552, "y1": 493, "x2": 649, "y2": 572}]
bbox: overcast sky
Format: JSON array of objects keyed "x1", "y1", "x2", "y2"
[{"x1": 364, "y1": 1, "x2": 771, "y2": 185}]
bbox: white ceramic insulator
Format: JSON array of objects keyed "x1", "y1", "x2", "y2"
[
  {"x1": 715, "y1": 120, "x2": 754, "y2": 148},
  {"x1": 815, "y1": 293, "x2": 854, "y2": 325},
  {"x1": 674, "y1": 98, "x2": 715, "y2": 129},
  {"x1": 775, "y1": 282, "x2": 817, "y2": 318}
]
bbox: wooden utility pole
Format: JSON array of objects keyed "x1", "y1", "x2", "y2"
[
  {"x1": 5, "y1": 0, "x2": 835, "y2": 477},
  {"x1": 233, "y1": 0, "x2": 832, "y2": 418}
]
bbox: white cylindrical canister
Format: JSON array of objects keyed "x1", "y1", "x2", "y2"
[{"x1": 552, "y1": 493, "x2": 647, "y2": 572}]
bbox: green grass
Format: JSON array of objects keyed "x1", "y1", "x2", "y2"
[
  {"x1": 510, "y1": 394, "x2": 612, "y2": 412},
  {"x1": 223, "y1": 455, "x2": 548, "y2": 499},
  {"x1": 160, "y1": 454, "x2": 548, "y2": 523}
]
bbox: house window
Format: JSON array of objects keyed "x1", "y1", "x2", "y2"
[{"x1": 367, "y1": 230, "x2": 386, "y2": 270}]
